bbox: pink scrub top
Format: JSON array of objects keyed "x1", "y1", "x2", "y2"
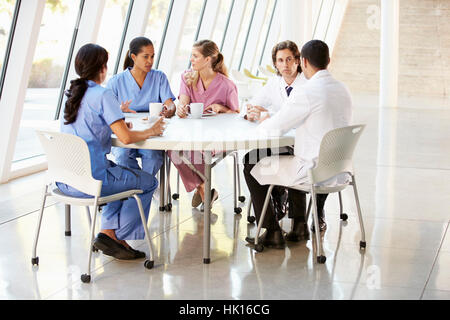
[{"x1": 179, "y1": 70, "x2": 239, "y2": 112}]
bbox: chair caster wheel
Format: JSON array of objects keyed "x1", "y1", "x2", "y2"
[
  {"x1": 234, "y1": 207, "x2": 242, "y2": 214},
  {"x1": 81, "y1": 274, "x2": 91, "y2": 283},
  {"x1": 165, "y1": 203, "x2": 172, "y2": 211},
  {"x1": 255, "y1": 244, "x2": 264, "y2": 252},
  {"x1": 340, "y1": 213, "x2": 348, "y2": 221},
  {"x1": 317, "y1": 255, "x2": 326, "y2": 264},
  {"x1": 159, "y1": 206, "x2": 165, "y2": 212},
  {"x1": 247, "y1": 216, "x2": 256, "y2": 223},
  {"x1": 360, "y1": 241, "x2": 366, "y2": 249},
  {"x1": 144, "y1": 260, "x2": 154, "y2": 269},
  {"x1": 92, "y1": 246, "x2": 98, "y2": 252},
  {"x1": 172, "y1": 193, "x2": 179, "y2": 200},
  {"x1": 31, "y1": 257, "x2": 39, "y2": 266},
  {"x1": 238, "y1": 196, "x2": 246, "y2": 203}
]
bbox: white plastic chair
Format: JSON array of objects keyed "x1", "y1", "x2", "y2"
[
  {"x1": 31, "y1": 130, "x2": 155, "y2": 283},
  {"x1": 252, "y1": 125, "x2": 367, "y2": 264}
]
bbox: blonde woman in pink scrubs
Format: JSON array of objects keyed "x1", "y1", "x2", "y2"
[{"x1": 171, "y1": 40, "x2": 239, "y2": 209}]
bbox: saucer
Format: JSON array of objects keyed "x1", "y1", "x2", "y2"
[{"x1": 202, "y1": 111, "x2": 217, "y2": 117}]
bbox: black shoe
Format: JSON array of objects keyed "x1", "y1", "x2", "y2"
[
  {"x1": 286, "y1": 220, "x2": 309, "y2": 241},
  {"x1": 93, "y1": 233, "x2": 137, "y2": 260},
  {"x1": 245, "y1": 229, "x2": 285, "y2": 249},
  {"x1": 310, "y1": 216, "x2": 327, "y2": 233},
  {"x1": 128, "y1": 247, "x2": 146, "y2": 259}
]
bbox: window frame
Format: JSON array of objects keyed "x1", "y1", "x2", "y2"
[{"x1": 0, "y1": 0, "x2": 21, "y2": 101}]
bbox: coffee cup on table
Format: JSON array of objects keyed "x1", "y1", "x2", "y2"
[
  {"x1": 149, "y1": 102, "x2": 163, "y2": 120},
  {"x1": 188, "y1": 103, "x2": 204, "y2": 119}
]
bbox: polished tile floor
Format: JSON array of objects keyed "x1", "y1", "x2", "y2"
[{"x1": 0, "y1": 97, "x2": 449, "y2": 300}]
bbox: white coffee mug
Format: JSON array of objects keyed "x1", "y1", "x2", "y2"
[
  {"x1": 260, "y1": 111, "x2": 269, "y2": 120},
  {"x1": 149, "y1": 102, "x2": 163, "y2": 117},
  {"x1": 188, "y1": 103, "x2": 204, "y2": 119}
]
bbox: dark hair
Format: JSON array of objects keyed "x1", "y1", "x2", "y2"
[
  {"x1": 271, "y1": 40, "x2": 302, "y2": 76},
  {"x1": 64, "y1": 43, "x2": 108, "y2": 125},
  {"x1": 123, "y1": 37, "x2": 153, "y2": 70},
  {"x1": 300, "y1": 39, "x2": 330, "y2": 70}
]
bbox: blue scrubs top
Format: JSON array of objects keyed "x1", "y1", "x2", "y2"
[
  {"x1": 106, "y1": 68, "x2": 176, "y2": 112},
  {"x1": 60, "y1": 80, "x2": 124, "y2": 182}
]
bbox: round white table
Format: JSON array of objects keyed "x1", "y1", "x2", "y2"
[{"x1": 112, "y1": 113, "x2": 295, "y2": 264}]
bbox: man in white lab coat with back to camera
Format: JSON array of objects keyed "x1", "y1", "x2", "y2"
[{"x1": 244, "y1": 39, "x2": 353, "y2": 249}]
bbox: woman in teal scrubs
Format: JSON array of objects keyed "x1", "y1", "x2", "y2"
[
  {"x1": 107, "y1": 37, "x2": 176, "y2": 177},
  {"x1": 58, "y1": 43, "x2": 166, "y2": 260}
]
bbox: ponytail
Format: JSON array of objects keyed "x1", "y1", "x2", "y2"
[
  {"x1": 64, "y1": 78, "x2": 88, "y2": 125},
  {"x1": 123, "y1": 50, "x2": 134, "y2": 70},
  {"x1": 64, "y1": 43, "x2": 108, "y2": 125},
  {"x1": 212, "y1": 52, "x2": 228, "y2": 77}
]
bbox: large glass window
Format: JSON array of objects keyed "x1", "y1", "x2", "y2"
[
  {"x1": 169, "y1": 0, "x2": 204, "y2": 96},
  {"x1": 0, "y1": 0, "x2": 18, "y2": 96},
  {"x1": 97, "y1": 0, "x2": 131, "y2": 81},
  {"x1": 212, "y1": 0, "x2": 234, "y2": 48},
  {"x1": 230, "y1": 0, "x2": 256, "y2": 71},
  {"x1": 253, "y1": 0, "x2": 276, "y2": 74},
  {"x1": 145, "y1": 0, "x2": 171, "y2": 54},
  {"x1": 12, "y1": 0, "x2": 82, "y2": 163},
  {"x1": 259, "y1": 2, "x2": 280, "y2": 70}
]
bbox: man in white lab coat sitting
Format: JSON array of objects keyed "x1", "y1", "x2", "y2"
[
  {"x1": 242, "y1": 40, "x2": 310, "y2": 241},
  {"x1": 244, "y1": 40, "x2": 353, "y2": 249}
]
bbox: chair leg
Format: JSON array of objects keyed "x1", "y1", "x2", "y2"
[
  {"x1": 351, "y1": 176, "x2": 366, "y2": 249},
  {"x1": 338, "y1": 192, "x2": 348, "y2": 221},
  {"x1": 85, "y1": 206, "x2": 99, "y2": 252},
  {"x1": 254, "y1": 185, "x2": 274, "y2": 251},
  {"x1": 311, "y1": 187, "x2": 326, "y2": 264},
  {"x1": 247, "y1": 195, "x2": 256, "y2": 223},
  {"x1": 165, "y1": 153, "x2": 172, "y2": 211},
  {"x1": 172, "y1": 171, "x2": 180, "y2": 200},
  {"x1": 234, "y1": 152, "x2": 245, "y2": 203},
  {"x1": 81, "y1": 202, "x2": 99, "y2": 283},
  {"x1": 65, "y1": 204, "x2": 71, "y2": 236},
  {"x1": 31, "y1": 185, "x2": 49, "y2": 266},
  {"x1": 134, "y1": 194, "x2": 155, "y2": 269},
  {"x1": 85, "y1": 206, "x2": 92, "y2": 228},
  {"x1": 306, "y1": 197, "x2": 312, "y2": 222},
  {"x1": 233, "y1": 153, "x2": 241, "y2": 214},
  {"x1": 159, "y1": 159, "x2": 165, "y2": 212}
]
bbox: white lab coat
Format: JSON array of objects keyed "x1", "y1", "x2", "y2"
[
  {"x1": 239, "y1": 72, "x2": 307, "y2": 117},
  {"x1": 251, "y1": 70, "x2": 353, "y2": 187},
  {"x1": 251, "y1": 72, "x2": 307, "y2": 114}
]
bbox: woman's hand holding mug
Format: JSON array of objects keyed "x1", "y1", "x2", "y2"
[{"x1": 176, "y1": 104, "x2": 190, "y2": 118}]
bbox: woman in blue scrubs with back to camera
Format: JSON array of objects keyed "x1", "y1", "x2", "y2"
[
  {"x1": 58, "y1": 43, "x2": 166, "y2": 260},
  {"x1": 107, "y1": 36, "x2": 176, "y2": 177}
]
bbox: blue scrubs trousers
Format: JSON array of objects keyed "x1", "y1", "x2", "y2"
[
  {"x1": 57, "y1": 162, "x2": 158, "y2": 240},
  {"x1": 112, "y1": 147, "x2": 164, "y2": 178}
]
